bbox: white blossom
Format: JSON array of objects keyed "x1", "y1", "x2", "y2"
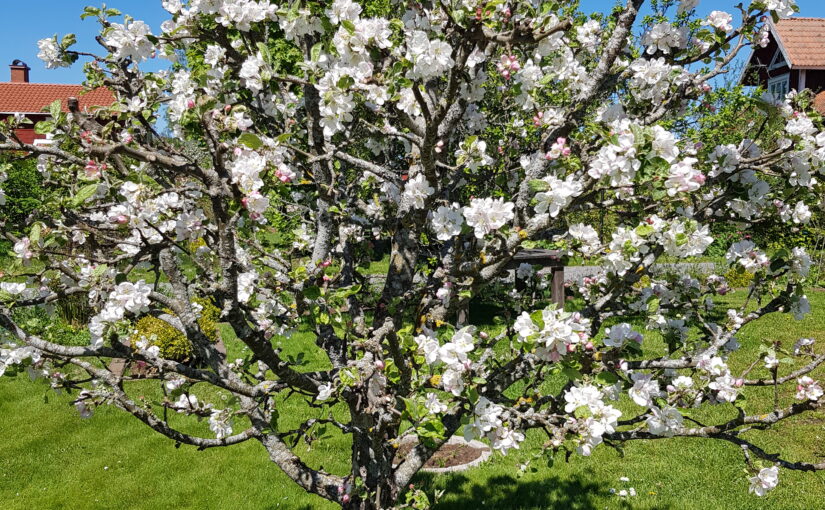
[
  {"x1": 37, "y1": 37, "x2": 69, "y2": 69},
  {"x1": 646, "y1": 406, "x2": 683, "y2": 437},
  {"x1": 431, "y1": 204, "x2": 464, "y2": 241},
  {"x1": 105, "y1": 20, "x2": 154, "y2": 62},
  {"x1": 316, "y1": 383, "x2": 333, "y2": 401},
  {"x1": 704, "y1": 11, "x2": 733, "y2": 32},
  {"x1": 748, "y1": 466, "x2": 779, "y2": 497},
  {"x1": 629, "y1": 374, "x2": 662, "y2": 407},
  {"x1": 795, "y1": 376, "x2": 823, "y2": 401},
  {"x1": 463, "y1": 197, "x2": 515, "y2": 238},
  {"x1": 402, "y1": 174, "x2": 434, "y2": 210}
]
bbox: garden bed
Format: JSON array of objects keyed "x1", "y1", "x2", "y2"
[{"x1": 394, "y1": 436, "x2": 492, "y2": 473}]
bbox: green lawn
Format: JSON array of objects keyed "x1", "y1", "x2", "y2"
[{"x1": 1, "y1": 291, "x2": 825, "y2": 509}]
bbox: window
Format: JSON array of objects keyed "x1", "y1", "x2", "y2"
[
  {"x1": 769, "y1": 49, "x2": 787, "y2": 70},
  {"x1": 768, "y1": 74, "x2": 789, "y2": 100}
]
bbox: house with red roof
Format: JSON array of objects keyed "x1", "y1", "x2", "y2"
[
  {"x1": 741, "y1": 17, "x2": 825, "y2": 111},
  {"x1": 0, "y1": 60, "x2": 114, "y2": 144}
]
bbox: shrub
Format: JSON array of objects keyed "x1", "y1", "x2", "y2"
[
  {"x1": 723, "y1": 265, "x2": 755, "y2": 289},
  {"x1": 0, "y1": 159, "x2": 44, "y2": 234},
  {"x1": 130, "y1": 297, "x2": 220, "y2": 361},
  {"x1": 10, "y1": 306, "x2": 90, "y2": 347}
]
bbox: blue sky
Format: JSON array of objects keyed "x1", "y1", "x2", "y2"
[{"x1": 1, "y1": 0, "x2": 824, "y2": 84}]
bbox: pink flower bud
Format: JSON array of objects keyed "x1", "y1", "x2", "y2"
[
  {"x1": 479, "y1": 331, "x2": 489, "y2": 340},
  {"x1": 734, "y1": 378, "x2": 744, "y2": 388},
  {"x1": 374, "y1": 360, "x2": 385, "y2": 370},
  {"x1": 567, "y1": 343, "x2": 577, "y2": 353},
  {"x1": 342, "y1": 494, "x2": 350, "y2": 504},
  {"x1": 585, "y1": 342, "x2": 594, "y2": 351}
]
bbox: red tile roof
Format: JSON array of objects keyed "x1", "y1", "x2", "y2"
[
  {"x1": 0, "y1": 82, "x2": 114, "y2": 114},
  {"x1": 773, "y1": 17, "x2": 825, "y2": 69}
]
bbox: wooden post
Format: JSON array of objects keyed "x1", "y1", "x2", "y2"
[
  {"x1": 551, "y1": 266, "x2": 565, "y2": 309},
  {"x1": 507, "y1": 249, "x2": 566, "y2": 309}
]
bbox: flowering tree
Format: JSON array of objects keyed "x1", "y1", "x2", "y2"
[{"x1": 1, "y1": 0, "x2": 823, "y2": 508}]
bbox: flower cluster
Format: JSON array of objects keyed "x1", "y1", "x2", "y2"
[
  {"x1": 514, "y1": 307, "x2": 591, "y2": 361},
  {"x1": 415, "y1": 327, "x2": 476, "y2": 396},
  {"x1": 89, "y1": 280, "x2": 152, "y2": 349}
]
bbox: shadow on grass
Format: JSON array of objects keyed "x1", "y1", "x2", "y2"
[{"x1": 413, "y1": 470, "x2": 660, "y2": 510}]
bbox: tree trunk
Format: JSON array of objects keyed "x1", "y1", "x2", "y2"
[
  {"x1": 344, "y1": 371, "x2": 402, "y2": 509},
  {"x1": 341, "y1": 423, "x2": 401, "y2": 509}
]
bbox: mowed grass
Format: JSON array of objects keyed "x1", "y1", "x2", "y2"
[{"x1": 1, "y1": 291, "x2": 825, "y2": 509}]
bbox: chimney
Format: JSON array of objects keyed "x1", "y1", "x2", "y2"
[{"x1": 10, "y1": 60, "x2": 30, "y2": 83}]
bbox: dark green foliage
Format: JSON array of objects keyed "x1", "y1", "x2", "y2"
[
  {"x1": 0, "y1": 158, "x2": 44, "y2": 234},
  {"x1": 10, "y1": 306, "x2": 90, "y2": 347},
  {"x1": 705, "y1": 223, "x2": 743, "y2": 258}
]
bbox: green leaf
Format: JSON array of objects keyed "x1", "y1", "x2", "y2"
[
  {"x1": 635, "y1": 224, "x2": 654, "y2": 238},
  {"x1": 49, "y1": 99, "x2": 62, "y2": 119},
  {"x1": 255, "y1": 42, "x2": 272, "y2": 64},
  {"x1": 60, "y1": 33, "x2": 77, "y2": 49},
  {"x1": 336, "y1": 75, "x2": 355, "y2": 90},
  {"x1": 333, "y1": 284, "x2": 362, "y2": 298},
  {"x1": 71, "y1": 183, "x2": 99, "y2": 207},
  {"x1": 467, "y1": 387, "x2": 479, "y2": 404},
  {"x1": 562, "y1": 366, "x2": 582, "y2": 382},
  {"x1": 303, "y1": 286, "x2": 321, "y2": 300},
  {"x1": 81, "y1": 7, "x2": 101, "y2": 19},
  {"x1": 400, "y1": 397, "x2": 420, "y2": 422},
  {"x1": 529, "y1": 179, "x2": 550, "y2": 192},
  {"x1": 647, "y1": 296, "x2": 660, "y2": 314},
  {"x1": 341, "y1": 19, "x2": 356, "y2": 34},
  {"x1": 29, "y1": 223, "x2": 42, "y2": 243},
  {"x1": 595, "y1": 371, "x2": 618, "y2": 385},
  {"x1": 34, "y1": 120, "x2": 55, "y2": 135},
  {"x1": 237, "y1": 133, "x2": 263, "y2": 150},
  {"x1": 310, "y1": 42, "x2": 324, "y2": 62}
]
